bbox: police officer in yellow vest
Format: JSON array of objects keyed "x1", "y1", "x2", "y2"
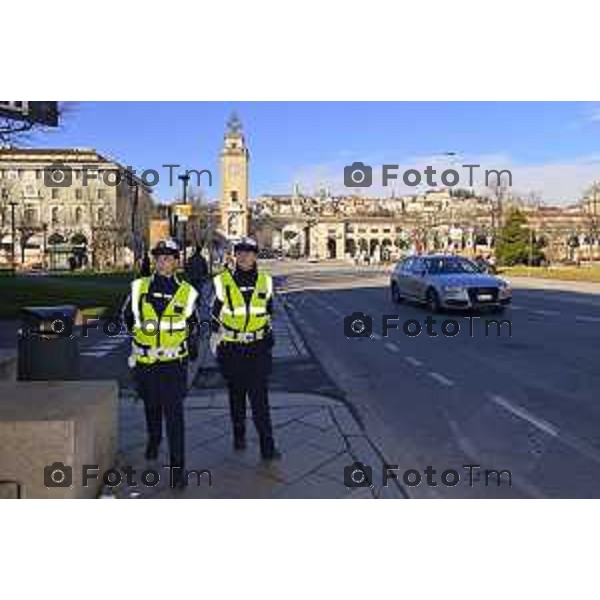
[
  {"x1": 122, "y1": 238, "x2": 199, "y2": 488},
  {"x1": 211, "y1": 237, "x2": 281, "y2": 461}
]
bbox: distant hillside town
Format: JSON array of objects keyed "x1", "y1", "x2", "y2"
[{"x1": 1, "y1": 115, "x2": 599, "y2": 270}]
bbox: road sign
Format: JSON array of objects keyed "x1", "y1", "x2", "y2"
[
  {"x1": 0, "y1": 101, "x2": 59, "y2": 126},
  {"x1": 173, "y1": 203, "x2": 193, "y2": 221}
]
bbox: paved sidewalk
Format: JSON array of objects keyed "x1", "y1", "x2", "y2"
[{"x1": 115, "y1": 389, "x2": 406, "y2": 499}]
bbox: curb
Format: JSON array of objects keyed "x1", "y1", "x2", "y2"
[{"x1": 279, "y1": 295, "x2": 408, "y2": 499}]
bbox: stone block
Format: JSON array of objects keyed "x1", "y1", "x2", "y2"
[{"x1": 0, "y1": 380, "x2": 118, "y2": 499}]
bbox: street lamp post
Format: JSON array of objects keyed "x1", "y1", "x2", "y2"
[
  {"x1": 131, "y1": 183, "x2": 139, "y2": 264},
  {"x1": 178, "y1": 173, "x2": 190, "y2": 265},
  {"x1": 8, "y1": 200, "x2": 17, "y2": 268},
  {"x1": 42, "y1": 222, "x2": 48, "y2": 270}
]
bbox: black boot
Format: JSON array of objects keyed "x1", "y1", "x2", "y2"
[
  {"x1": 234, "y1": 437, "x2": 247, "y2": 451},
  {"x1": 170, "y1": 466, "x2": 187, "y2": 490},
  {"x1": 260, "y1": 437, "x2": 281, "y2": 461},
  {"x1": 233, "y1": 423, "x2": 246, "y2": 451},
  {"x1": 261, "y1": 448, "x2": 282, "y2": 462}
]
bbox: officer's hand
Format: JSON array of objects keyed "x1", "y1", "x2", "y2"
[{"x1": 210, "y1": 332, "x2": 222, "y2": 356}]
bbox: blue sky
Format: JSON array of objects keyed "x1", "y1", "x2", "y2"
[{"x1": 26, "y1": 101, "x2": 600, "y2": 203}]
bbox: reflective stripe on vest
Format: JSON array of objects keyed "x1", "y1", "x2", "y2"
[
  {"x1": 214, "y1": 270, "x2": 272, "y2": 340},
  {"x1": 130, "y1": 276, "x2": 198, "y2": 364}
]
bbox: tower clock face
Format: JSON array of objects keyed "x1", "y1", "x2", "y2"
[{"x1": 228, "y1": 163, "x2": 242, "y2": 178}]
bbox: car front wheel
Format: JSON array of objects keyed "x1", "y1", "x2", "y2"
[
  {"x1": 426, "y1": 288, "x2": 441, "y2": 313},
  {"x1": 391, "y1": 282, "x2": 404, "y2": 303}
]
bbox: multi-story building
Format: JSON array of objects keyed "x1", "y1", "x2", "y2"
[
  {"x1": 251, "y1": 188, "x2": 597, "y2": 263},
  {"x1": 0, "y1": 148, "x2": 152, "y2": 269}
]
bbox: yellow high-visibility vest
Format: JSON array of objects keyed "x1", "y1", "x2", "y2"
[
  {"x1": 213, "y1": 269, "x2": 273, "y2": 342},
  {"x1": 130, "y1": 275, "x2": 198, "y2": 364}
]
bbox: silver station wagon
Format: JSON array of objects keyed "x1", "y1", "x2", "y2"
[{"x1": 390, "y1": 254, "x2": 512, "y2": 313}]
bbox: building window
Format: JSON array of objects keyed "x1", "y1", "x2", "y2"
[
  {"x1": 383, "y1": 228, "x2": 391, "y2": 233},
  {"x1": 371, "y1": 228, "x2": 379, "y2": 233},
  {"x1": 1, "y1": 188, "x2": 8, "y2": 200},
  {"x1": 52, "y1": 188, "x2": 60, "y2": 200},
  {"x1": 75, "y1": 188, "x2": 83, "y2": 200},
  {"x1": 97, "y1": 207, "x2": 104, "y2": 224},
  {"x1": 98, "y1": 189, "x2": 105, "y2": 200},
  {"x1": 24, "y1": 207, "x2": 36, "y2": 225},
  {"x1": 36, "y1": 170, "x2": 42, "y2": 179},
  {"x1": 75, "y1": 207, "x2": 82, "y2": 225},
  {"x1": 230, "y1": 191, "x2": 238, "y2": 203},
  {"x1": 358, "y1": 228, "x2": 366, "y2": 233},
  {"x1": 51, "y1": 207, "x2": 59, "y2": 225}
]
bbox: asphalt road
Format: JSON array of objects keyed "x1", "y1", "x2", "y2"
[
  {"x1": 277, "y1": 262, "x2": 600, "y2": 498},
  {"x1": 4, "y1": 261, "x2": 599, "y2": 498}
]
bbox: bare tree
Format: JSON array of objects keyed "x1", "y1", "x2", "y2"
[
  {"x1": 0, "y1": 102, "x2": 73, "y2": 146},
  {"x1": 582, "y1": 182, "x2": 600, "y2": 262}
]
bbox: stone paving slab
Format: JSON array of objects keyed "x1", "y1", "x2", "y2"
[{"x1": 114, "y1": 390, "x2": 406, "y2": 499}]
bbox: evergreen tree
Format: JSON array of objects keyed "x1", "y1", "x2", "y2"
[{"x1": 495, "y1": 209, "x2": 545, "y2": 265}]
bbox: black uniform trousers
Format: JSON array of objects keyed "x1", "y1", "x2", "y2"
[
  {"x1": 134, "y1": 359, "x2": 188, "y2": 469},
  {"x1": 217, "y1": 338, "x2": 275, "y2": 456}
]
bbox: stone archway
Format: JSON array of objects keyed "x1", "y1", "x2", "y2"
[
  {"x1": 48, "y1": 233, "x2": 69, "y2": 270},
  {"x1": 345, "y1": 238, "x2": 356, "y2": 257},
  {"x1": 369, "y1": 238, "x2": 379, "y2": 257},
  {"x1": 327, "y1": 237, "x2": 337, "y2": 259},
  {"x1": 381, "y1": 238, "x2": 393, "y2": 262},
  {"x1": 70, "y1": 232, "x2": 89, "y2": 269}
]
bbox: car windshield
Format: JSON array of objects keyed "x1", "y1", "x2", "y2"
[{"x1": 424, "y1": 257, "x2": 480, "y2": 274}]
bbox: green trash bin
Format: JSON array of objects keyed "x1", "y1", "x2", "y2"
[{"x1": 17, "y1": 305, "x2": 80, "y2": 381}]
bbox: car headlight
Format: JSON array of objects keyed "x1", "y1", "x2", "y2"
[{"x1": 442, "y1": 285, "x2": 465, "y2": 294}]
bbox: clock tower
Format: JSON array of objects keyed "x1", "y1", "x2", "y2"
[{"x1": 220, "y1": 112, "x2": 249, "y2": 239}]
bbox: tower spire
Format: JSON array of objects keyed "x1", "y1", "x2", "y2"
[{"x1": 226, "y1": 111, "x2": 243, "y2": 135}]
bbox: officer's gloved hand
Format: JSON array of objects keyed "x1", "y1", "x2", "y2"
[{"x1": 210, "y1": 331, "x2": 223, "y2": 356}]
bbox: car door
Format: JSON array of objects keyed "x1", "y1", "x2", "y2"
[
  {"x1": 410, "y1": 257, "x2": 429, "y2": 301},
  {"x1": 398, "y1": 257, "x2": 417, "y2": 298}
]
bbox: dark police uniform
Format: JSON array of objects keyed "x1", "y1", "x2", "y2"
[
  {"x1": 122, "y1": 240, "x2": 199, "y2": 486},
  {"x1": 211, "y1": 244, "x2": 280, "y2": 460}
]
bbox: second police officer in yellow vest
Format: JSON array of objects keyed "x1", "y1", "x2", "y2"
[{"x1": 211, "y1": 237, "x2": 281, "y2": 461}]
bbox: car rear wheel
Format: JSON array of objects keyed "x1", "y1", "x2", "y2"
[
  {"x1": 426, "y1": 288, "x2": 441, "y2": 313},
  {"x1": 391, "y1": 282, "x2": 404, "y2": 303}
]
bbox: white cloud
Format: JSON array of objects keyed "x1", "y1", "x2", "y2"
[{"x1": 288, "y1": 152, "x2": 600, "y2": 204}]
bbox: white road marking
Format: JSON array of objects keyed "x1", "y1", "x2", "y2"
[
  {"x1": 371, "y1": 333, "x2": 382, "y2": 340},
  {"x1": 530, "y1": 309, "x2": 560, "y2": 317},
  {"x1": 404, "y1": 356, "x2": 423, "y2": 367},
  {"x1": 575, "y1": 315, "x2": 600, "y2": 323},
  {"x1": 384, "y1": 342, "x2": 399, "y2": 352},
  {"x1": 489, "y1": 394, "x2": 558, "y2": 437},
  {"x1": 80, "y1": 351, "x2": 108, "y2": 358},
  {"x1": 428, "y1": 372, "x2": 455, "y2": 387},
  {"x1": 510, "y1": 305, "x2": 525, "y2": 310}
]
